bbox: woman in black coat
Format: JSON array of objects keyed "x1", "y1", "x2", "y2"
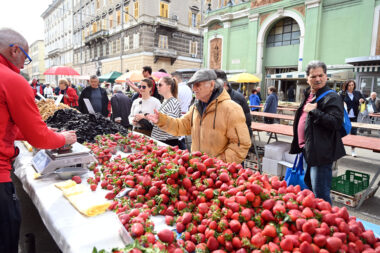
[{"x1": 340, "y1": 80, "x2": 365, "y2": 157}]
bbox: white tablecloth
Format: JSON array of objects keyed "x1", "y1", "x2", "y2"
[{"x1": 13, "y1": 142, "x2": 125, "y2": 253}]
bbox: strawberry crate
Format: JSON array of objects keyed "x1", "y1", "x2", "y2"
[
  {"x1": 331, "y1": 170, "x2": 369, "y2": 196},
  {"x1": 331, "y1": 187, "x2": 376, "y2": 208}
]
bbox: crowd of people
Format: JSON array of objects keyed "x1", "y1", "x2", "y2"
[{"x1": 2, "y1": 27, "x2": 380, "y2": 253}]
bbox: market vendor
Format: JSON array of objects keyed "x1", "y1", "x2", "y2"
[
  {"x1": 0, "y1": 28, "x2": 77, "y2": 253},
  {"x1": 147, "y1": 69, "x2": 251, "y2": 164}
]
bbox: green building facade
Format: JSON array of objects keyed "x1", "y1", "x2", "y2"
[{"x1": 202, "y1": 0, "x2": 380, "y2": 100}]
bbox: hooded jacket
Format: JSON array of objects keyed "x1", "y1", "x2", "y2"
[
  {"x1": 290, "y1": 85, "x2": 346, "y2": 166},
  {"x1": 156, "y1": 86, "x2": 251, "y2": 164},
  {"x1": 63, "y1": 86, "x2": 79, "y2": 107},
  {"x1": 0, "y1": 54, "x2": 65, "y2": 182}
]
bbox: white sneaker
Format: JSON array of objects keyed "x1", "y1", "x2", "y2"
[{"x1": 351, "y1": 151, "x2": 357, "y2": 157}]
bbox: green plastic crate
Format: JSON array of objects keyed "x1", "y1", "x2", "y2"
[{"x1": 331, "y1": 170, "x2": 370, "y2": 196}]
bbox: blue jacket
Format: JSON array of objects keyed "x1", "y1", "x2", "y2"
[
  {"x1": 264, "y1": 93, "x2": 278, "y2": 113},
  {"x1": 249, "y1": 94, "x2": 261, "y2": 111}
]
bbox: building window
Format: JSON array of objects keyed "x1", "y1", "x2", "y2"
[
  {"x1": 133, "y1": 33, "x2": 139, "y2": 49},
  {"x1": 116, "y1": 39, "x2": 121, "y2": 53},
  {"x1": 189, "y1": 41, "x2": 198, "y2": 56},
  {"x1": 113, "y1": 40, "x2": 117, "y2": 53},
  {"x1": 92, "y1": 22, "x2": 97, "y2": 33},
  {"x1": 102, "y1": 18, "x2": 107, "y2": 29},
  {"x1": 103, "y1": 44, "x2": 107, "y2": 56},
  {"x1": 158, "y1": 35, "x2": 168, "y2": 49},
  {"x1": 124, "y1": 36, "x2": 129, "y2": 51},
  {"x1": 109, "y1": 43, "x2": 113, "y2": 54},
  {"x1": 97, "y1": 46, "x2": 100, "y2": 57},
  {"x1": 160, "y1": 2, "x2": 168, "y2": 18},
  {"x1": 266, "y1": 18, "x2": 300, "y2": 48},
  {"x1": 124, "y1": 7, "x2": 129, "y2": 22},
  {"x1": 109, "y1": 15, "x2": 114, "y2": 28},
  {"x1": 189, "y1": 11, "x2": 201, "y2": 27},
  {"x1": 192, "y1": 13, "x2": 196, "y2": 27},
  {"x1": 96, "y1": 0, "x2": 100, "y2": 9},
  {"x1": 117, "y1": 10, "x2": 121, "y2": 25},
  {"x1": 134, "y1": 2, "x2": 139, "y2": 19}
]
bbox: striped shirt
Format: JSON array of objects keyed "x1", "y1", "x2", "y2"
[{"x1": 151, "y1": 97, "x2": 181, "y2": 141}]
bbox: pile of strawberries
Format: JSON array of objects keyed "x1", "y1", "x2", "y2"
[{"x1": 88, "y1": 133, "x2": 379, "y2": 253}]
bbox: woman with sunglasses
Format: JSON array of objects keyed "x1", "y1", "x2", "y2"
[
  {"x1": 151, "y1": 77, "x2": 182, "y2": 146},
  {"x1": 129, "y1": 78, "x2": 161, "y2": 136}
]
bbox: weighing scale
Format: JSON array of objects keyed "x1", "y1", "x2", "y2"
[{"x1": 32, "y1": 142, "x2": 96, "y2": 175}]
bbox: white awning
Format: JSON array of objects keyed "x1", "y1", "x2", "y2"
[{"x1": 266, "y1": 69, "x2": 354, "y2": 82}]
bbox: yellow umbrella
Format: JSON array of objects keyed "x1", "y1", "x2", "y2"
[
  {"x1": 228, "y1": 73, "x2": 261, "y2": 83},
  {"x1": 115, "y1": 71, "x2": 144, "y2": 83}
]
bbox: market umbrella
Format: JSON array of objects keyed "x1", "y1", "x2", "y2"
[
  {"x1": 152, "y1": 71, "x2": 171, "y2": 81},
  {"x1": 115, "y1": 71, "x2": 144, "y2": 83},
  {"x1": 98, "y1": 71, "x2": 122, "y2": 83},
  {"x1": 43, "y1": 66, "x2": 80, "y2": 76},
  {"x1": 228, "y1": 73, "x2": 261, "y2": 83}
]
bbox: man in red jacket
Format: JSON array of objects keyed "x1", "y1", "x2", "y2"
[{"x1": 0, "y1": 28, "x2": 77, "y2": 253}]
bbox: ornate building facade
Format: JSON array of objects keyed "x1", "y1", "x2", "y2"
[
  {"x1": 202, "y1": 0, "x2": 380, "y2": 100},
  {"x1": 71, "y1": 0, "x2": 204, "y2": 76}
]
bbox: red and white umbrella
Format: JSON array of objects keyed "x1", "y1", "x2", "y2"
[{"x1": 44, "y1": 66, "x2": 80, "y2": 76}]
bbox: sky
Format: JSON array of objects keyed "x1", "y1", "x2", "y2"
[{"x1": 0, "y1": 0, "x2": 52, "y2": 45}]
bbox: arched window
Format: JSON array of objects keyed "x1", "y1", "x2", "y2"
[{"x1": 266, "y1": 18, "x2": 300, "y2": 48}]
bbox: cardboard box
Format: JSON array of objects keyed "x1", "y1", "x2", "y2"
[
  {"x1": 331, "y1": 188, "x2": 376, "y2": 207},
  {"x1": 264, "y1": 141, "x2": 290, "y2": 161},
  {"x1": 262, "y1": 157, "x2": 286, "y2": 177},
  {"x1": 284, "y1": 152, "x2": 297, "y2": 164}
]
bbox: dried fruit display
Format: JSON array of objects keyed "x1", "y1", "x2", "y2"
[{"x1": 37, "y1": 99, "x2": 75, "y2": 121}]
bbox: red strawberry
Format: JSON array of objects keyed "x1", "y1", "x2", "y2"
[
  {"x1": 232, "y1": 237, "x2": 242, "y2": 249},
  {"x1": 261, "y1": 209, "x2": 275, "y2": 222},
  {"x1": 239, "y1": 223, "x2": 251, "y2": 238},
  {"x1": 251, "y1": 233, "x2": 266, "y2": 248},
  {"x1": 262, "y1": 224, "x2": 277, "y2": 238},
  {"x1": 206, "y1": 236, "x2": 219, "y2": 251},
  {"x1": 130, "y1": 223, "x2": 144, "y2": 238},
  {"x1": 280, "y1": 237, "x2": 293, "y2": 251},
  {"x1": 229, "y1": 220, "x2": 241, "y2": 233},
  {"x1": 90, "y1": 184, "x2": 97, "y2": 191},
  {"x1": 182, "y1": 212, "x2": 192, "y2": 225},
  {"x1": 158, "y1": 229, "x2": 174, "y2": 244},
  {"x1": 184, "y1": 241, "x2": 195, "y2": 253},
  {"x1": 326, "y1": 237, "x2": 342, "y2": 253},
  {"x1": 72, "y1": 176, "x2": 81, "y2": 184}
]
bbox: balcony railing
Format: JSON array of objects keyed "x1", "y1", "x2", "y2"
[
  {"x1": 154, "y1": 16, "x2": 178, "y2": 29},
  {"x1": 84, "y1": 29, "x2": 109, "y2": 45},
  {"x1": 47, "y1": 48, "x2": 61, "y2": 57},
  {"x1": 153, "y1": 47, "x2": 178, "y2": 65}
]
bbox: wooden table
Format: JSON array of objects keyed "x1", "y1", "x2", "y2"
[
  {"x1": 250, "y1": 112, "x2": 380, "y2": 131},
  {"x1": 250, "y1": 111, "x2": 294, "y2": 121},
  {"x1": 249, "y1": 105, "x2": 297, "y2": 112},
  {"x1": 369, "y1": 113, "x2": 380, "y2": 118},
  {"x1": 250, "y1": 122, "x2": 380, "y2": 209}
]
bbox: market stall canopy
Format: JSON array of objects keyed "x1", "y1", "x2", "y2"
[
  {"x1": 228, "y1": 73, "x2": 261, "y2": 83},
  {"x1": 44, "y1": 66, "x2": 80, "y2": 76},
  {"x1": 152, "y1": 71, "x2": 171, "y2": 81},
  {"x1": 266, "y1": 69, "x2": 354, "y2": 82},
  {"x1": 115, "y1": 71, "x2": 144, "y2": 83},
  {"x1": 98, "y1": 71, "x2": 122, "y2": 83}
]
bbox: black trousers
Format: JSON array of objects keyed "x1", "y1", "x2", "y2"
[
  {"x1": 0, "y1": 182, "x2": 21, "y2": 253},
  {"x1": 349, "y1": 117, "x2": 358, "y2": 135}
]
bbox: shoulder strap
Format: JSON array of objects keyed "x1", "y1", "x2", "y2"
[{"x1": 316, "y1": 89, "x2": 335, "y2": 102}]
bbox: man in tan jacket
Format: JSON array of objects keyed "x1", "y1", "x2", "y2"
[{"x1": 147, "y1": 69, "x2": 251, "y2": 164}]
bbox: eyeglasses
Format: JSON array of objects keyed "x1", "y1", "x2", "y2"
[
  {"x1": 138, "y1": 85, "x2": 147, "y2": 90},
  {"x1": 9, "y1": 44, "x2": 32, "y2": 65}
]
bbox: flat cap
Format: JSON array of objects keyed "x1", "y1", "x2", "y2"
[{"x1": 187, "y1": 69, "x2": 217, "y2": 85}]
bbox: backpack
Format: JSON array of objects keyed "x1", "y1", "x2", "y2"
[{"x1": 316, "y1": 89, "x2": 352, "y2": 137}]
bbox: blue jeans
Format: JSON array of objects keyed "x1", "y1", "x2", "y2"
[{"x1": 303, "y1": 158, "x2": 332, "y2": 204}]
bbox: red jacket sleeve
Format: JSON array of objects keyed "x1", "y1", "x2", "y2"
[
  {"x1": 6, "y1": 75, "x2": 66, "y2": 149},
  {"x1": 66, "y1": 87, "x2": 78, "y2": 103}
]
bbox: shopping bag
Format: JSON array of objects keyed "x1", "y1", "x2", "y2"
[{"x1": 285, "y1": 153, "x2": 308, "y2": 190}]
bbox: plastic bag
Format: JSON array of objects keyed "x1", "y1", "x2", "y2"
[{"x1": 285, "y1": 153, "x2": 309, "y2": 190}]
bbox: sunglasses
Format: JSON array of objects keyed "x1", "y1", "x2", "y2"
[
  {"x1": 9, "y1": 44, "x2": 32, "y2": 65},
  {"x1": 138, "y1": 85, "x2": 147, "y2": 89}
]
